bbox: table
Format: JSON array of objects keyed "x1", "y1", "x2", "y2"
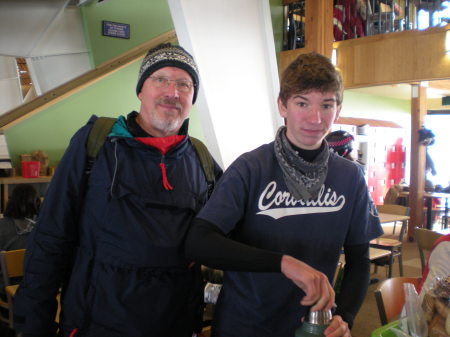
[
  {"x1": 339, "y1": 247, "x2": 393, "y2": 284},
  {"x1": 378, "y1": 213, "x2": 410, "y2": 224},
  {"x1": 378, "y1": 212, "x2": 410, "y2": 239},
  {"x1": 428, "y1": 192, "x2": 450, "y2": 229},
  {"x1": 399, "y1": 191, "x2": 450, "y2": 230},
  {"x1": 340, "y1": 247, "x2": 391, "y2": 264},
  {"x1": 0, "y1": 175, "x2": 52, "y2": 212},
  {"x1": 368, "y1": 247, "x2": 393, "y2": 261}
]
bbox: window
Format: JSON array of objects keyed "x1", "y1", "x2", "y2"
[{"x1": 425, "y1": 114, "x2": 450, "y2": 187}]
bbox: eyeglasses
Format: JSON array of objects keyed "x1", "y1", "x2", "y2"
[{"x1": 148, "y1": 76, "x2": 195, "y2": 93}]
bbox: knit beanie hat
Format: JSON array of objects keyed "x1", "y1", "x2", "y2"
[
  {"x1": 136, "y1": 43, "x2": 199, "y2": 103},
  {"x1": 325, "y1": 130, "x2": 354, "y2": 157}
]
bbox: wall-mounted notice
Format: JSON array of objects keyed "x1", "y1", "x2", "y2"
[{"x1": 102, "y1": 21, "x2": 130, "y2": 39}]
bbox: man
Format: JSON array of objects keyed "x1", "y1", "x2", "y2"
[
  {"x1": 185, "y1": 53, "x2": 382, "y2": 337},
  {"x1": 14, "y1": 43, "x2": 222, "y2": 337}
]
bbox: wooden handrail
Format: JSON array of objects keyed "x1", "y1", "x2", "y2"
[{"x1": 0, "y1": 30, "x2": 177, "y2": 131}]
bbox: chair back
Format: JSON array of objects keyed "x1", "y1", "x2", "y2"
[
  {"x1": 374, "y1": 276, "x2": 421, "y2": 325},
  {"x1": 377, "y1": 204, "x2": 410, "y2": 241},
  {"x1": 1, "y1": 249, "x2": 26, "y2": 283},
  {"x1": 377, "y1": 204, "x2": 410, "y2": 216},
  {"x1": 414, "y1": 227, "x2": 443, "y2": 273},
  {"x1": 332, "y1": 261, "x2": 344, "y2": 288},
  {"x1": 383, "y1": 185, "x2": 402, "y2": 204},
  {"x1": 0, "y1": 249, "x2": 26, "y2": 327}
]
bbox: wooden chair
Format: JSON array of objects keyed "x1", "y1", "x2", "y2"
[
  {"x1": 0, "y1": 249, "x2": 26, "y2": 328},
  {"x1": 383, "y1": 185, "x2": 401, "y2": 204},
  {"x1": 374, "y1": 276, "x2": 421, "y2": 325},
  {"x1": 371, "y1": 205, "x2": 410, "y2": 277},
  {"x1": 332, "y1": 261, "x2": 344, "y2": 288},
  {"x1": 377, "y1": 204, "x2": 409, "y2": 235},
  {"x1": 414, "y1": 227, "x2": 443, "y2": 274}
]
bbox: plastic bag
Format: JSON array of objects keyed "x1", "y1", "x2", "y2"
[
  {"x1": 401, "y1": 282, "x2": 428, "y2": 337},
  {"x1": 204, "y1": 282, "x2": 222, "y2": 304}
]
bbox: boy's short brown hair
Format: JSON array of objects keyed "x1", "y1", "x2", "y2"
[{"x1": 279, "y1": 52, "x2": 343, "y2": 106}]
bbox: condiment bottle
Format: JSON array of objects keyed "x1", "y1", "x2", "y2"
[{"x1": 294, "y1": 309, "x2": 332, "y2": 337}]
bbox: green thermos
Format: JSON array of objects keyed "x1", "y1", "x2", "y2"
[{"x1": 294, "y1": 309, "x2": 332, "y2": 337}]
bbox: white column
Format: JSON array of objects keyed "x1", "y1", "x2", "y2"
[{"x1": 168, "y1": 0, "x2": 282, "y2": 168}]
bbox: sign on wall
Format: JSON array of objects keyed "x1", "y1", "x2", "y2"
[{"x1": 102, "y1": 21, "x2": 130, "y2": 39}]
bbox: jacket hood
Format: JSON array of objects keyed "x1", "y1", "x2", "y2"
[{"x1": 109, "y1": 116, "x2": 133, "y2": 138}]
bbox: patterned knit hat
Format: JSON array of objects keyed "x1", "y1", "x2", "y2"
[
  {"x1": 325, "y1": 130, "x2": 354, "y2": 157},
  {"x1": 136, "y1": 43, "x2": 199, "y2": 103}
]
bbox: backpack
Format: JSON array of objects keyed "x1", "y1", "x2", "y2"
[{"x1": 85, "y1": 116, "x2": 216, "y2": 196}]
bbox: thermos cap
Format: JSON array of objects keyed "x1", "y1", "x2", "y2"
[{"x1": 308, "y1": 310, "x2": 332, "y2": 325}]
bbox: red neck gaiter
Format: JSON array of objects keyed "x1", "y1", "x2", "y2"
[{"x1": 135, "y1": 135, "x2": 186, "y2": 190}]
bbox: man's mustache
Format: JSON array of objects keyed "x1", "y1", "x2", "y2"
[{"x1": 157, "y1": 98, "x2": 182, "y2": 109}]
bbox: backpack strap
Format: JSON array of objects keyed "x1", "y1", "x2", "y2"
[
  {"x1": 85, "y1": 116, "x2": 116, "y2": 174},
  {"x1": 190, "y1": 137, "x2": 216, "y2": 197}
]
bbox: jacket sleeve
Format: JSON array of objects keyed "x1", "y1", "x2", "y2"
[{"x1": 13, "y1": 117, "x2": 97, "y2": 337}]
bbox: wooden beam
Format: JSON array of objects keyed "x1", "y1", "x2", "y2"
[
  {"x1": 408, "y1": 84, "x2": 427, "y2": 240},
  {"x1": 333, "y1": 24, "x2": 450, "y2": 89},
  {"x1": 0, "y1": 30, "x2": 177, "y2": 131},
  {"x1": 280, "y1": 23, "x2": 450, "y2": 87}
]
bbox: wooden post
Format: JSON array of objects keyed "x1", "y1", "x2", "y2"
[
  {"x1": 408, "y1": 84, "x2": 427, "y2": 240},
  {"x1": 279, "y1": 0, "x2": 334, "y2": 72},
  {"x1": 304, "y1": 0, "x2": 334, "y2": 58}
]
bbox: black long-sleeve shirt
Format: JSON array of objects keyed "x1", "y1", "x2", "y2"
[{"x1": 185, "y1": 218, "x2": 369, "y2": 329}]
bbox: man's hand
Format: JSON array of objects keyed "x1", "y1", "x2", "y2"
[
  {"x1": 280, "y1": 255, "x2": 335, "y2": 311},
  {"x1": 324, "y1": 315, "x2": 351, "y2": 337}
]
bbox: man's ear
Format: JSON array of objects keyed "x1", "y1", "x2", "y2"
[
  {"x1": 277, "y1": 97, "x2": 287, "y2": 118},
  {"x1": 137, "y1": 92, "x2": 143, "y2": 101}
]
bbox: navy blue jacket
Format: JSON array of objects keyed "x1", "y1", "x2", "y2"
[{"x1": 13, "y1": 114, "x2": 222, "y2": 337}]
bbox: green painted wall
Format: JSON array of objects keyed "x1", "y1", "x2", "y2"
[
  {"x1": 6, "y1": 63, "x2": 140, "y2": 168},
  {"x1": 342, "y1": 91, "x2": 411, "y2": 128},
  {"x1": 81, "y1": 0, "x2": 174, "y2": 66},
  {"x1": 269, "y1": 0, "x2": 284, "y2": 55}
]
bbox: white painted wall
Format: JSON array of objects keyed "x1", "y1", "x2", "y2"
[
  {"x1": 168, "y1": 0, "x2": 283, "y2": 169},
  {"x1": 0, "y1": 56, "x2": 23, "y2": 115}
]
